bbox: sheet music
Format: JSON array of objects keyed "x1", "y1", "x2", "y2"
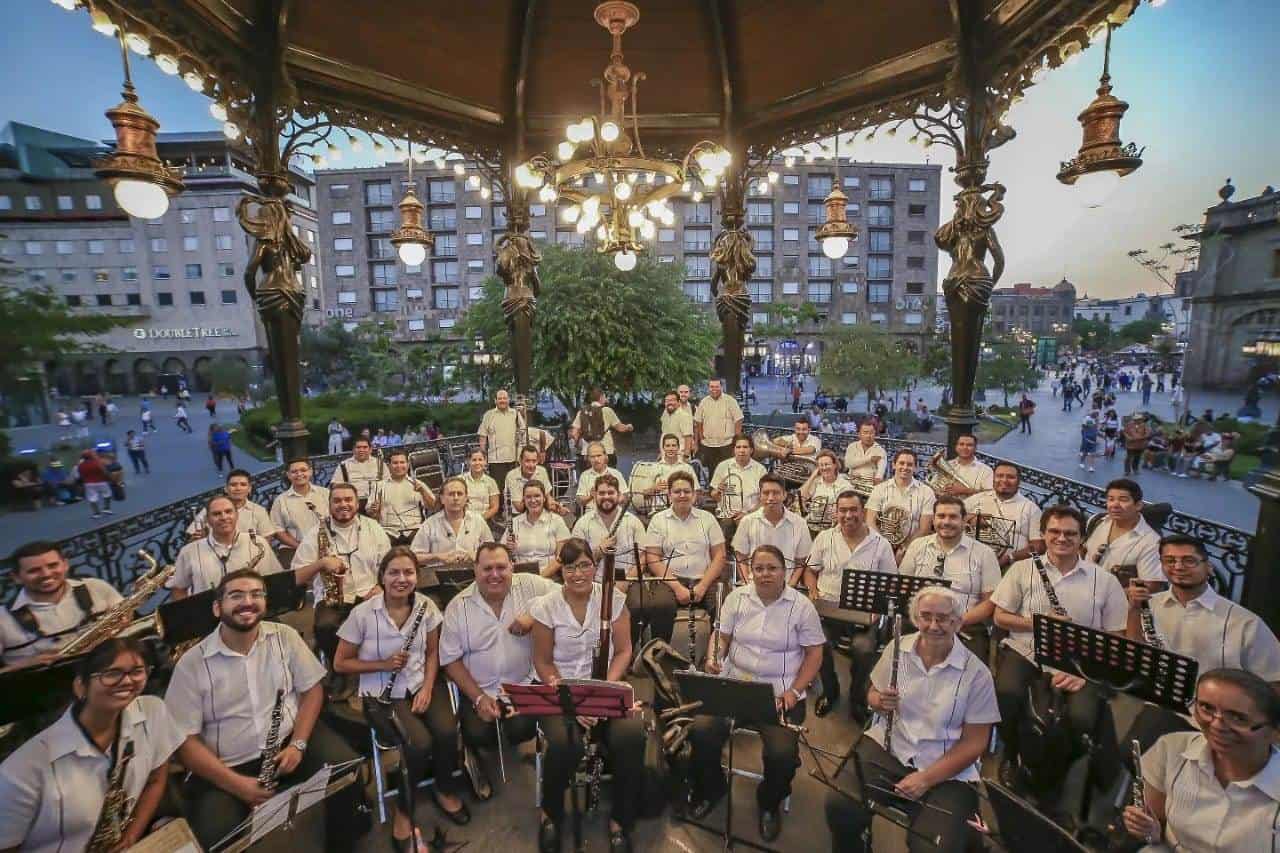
[
  {"x1": 249, "y1": 765, "x2": 333, "y2": 843},
  {"x1": 124, "y1": 817, "x2": 200, "y2": 852}
]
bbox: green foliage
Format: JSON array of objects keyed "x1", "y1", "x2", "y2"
[
  {"x1": 1115, "y1": 319, "x2": 1164, "y2": 346},
  {"x1": 460, "y1": 244, "x2": 719, "y2": 411},
  {"x1": 238, "y1": 393, "x2": 486, "y2": 455},
  {"x1": 751, "y1": 303, "x2": 822, "y2": 343},
  {"x1": 978, "y1": 341, "x2": 1042, "y2": 406},
  {"x1": 818, "y1": 324, "x2": 921, "y2": 410},
  {"x1": 300, "y1": 319, "x2": 359, "y2": 388},
  {"x1": 920, "y1": 333, "x2": 952, "y2": 388},
  {"x1": 1073, "y1": 317, "x2": 1113, "y2": 351},
  {"x1": 208, "y1": 356, "x2": 251, "y2": 397},
  {"x1": 0, "y1": 285, "x2": 131, "y2": 389}
]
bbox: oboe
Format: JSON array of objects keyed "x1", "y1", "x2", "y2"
[
  {"x1": 257, "y1": 690, "x2": 286, "y2": 791},
  {"x1": 379, "y1": 600, "x2": 429, "y2": 704},
  {"x1": 884, "y1": 597, "x2": 903, "y2": 757}
]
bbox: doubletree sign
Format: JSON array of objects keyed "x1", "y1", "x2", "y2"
[{"x1": 132, "y1": 327, "x2": 239, "y2": 340}]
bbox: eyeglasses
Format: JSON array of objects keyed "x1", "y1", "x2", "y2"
[
  {"x1": 93, "y1": 665, "x2": 150, "y2": 687},
  {"x1": 223, "y1": 589, "x2": 267, "y2": 603},
  {"x1": 1044, "y1": 529, "x2": 1080, "y2": 540},
  {"x1": 1160, "y1": 557, "x2": 1204, "y2": 569},
  {"x1": 563, "y1": 561, "x2": 596, "y2": 575},
  {"x1": 1194, "y1": 700, "x2": 1268, "y2": 732}
]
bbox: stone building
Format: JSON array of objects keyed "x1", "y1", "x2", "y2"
[{"x1": 988, "y1": 279, "x2": 1076, "y2": 336}]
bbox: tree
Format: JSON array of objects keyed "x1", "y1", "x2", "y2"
[
  {"x1": 0, "y1": 285, "x2": 132, "y2": 390},
  {"x1": 300, "y1": 319, "x2": 359, "y2": 389},
  {"x1": 208, "y1": 356, "x2": 251, "y2": 396},
  {"x1": 750, "y1": 303, "x2": 822, "y2": 344},
  {"x1": 818, "y1": 324, "x2": 920, "y2": 411},
  {"x1": 978, "y1": 341, "x2": 1042, "y2": 407},
  {"x1": 1115, "y1": 319, "x2": 1164, "y2": 347},
  {"x1": 1073, "y1": 317, "x2": 1112, "y2": 352},
  {"x1": 460, "y1": 244, "x2": 719, "y2": 411}
]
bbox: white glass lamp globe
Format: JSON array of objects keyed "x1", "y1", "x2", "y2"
[
  {"x1": 600, "y1": 121, "x2": 620, "y2": 142},
  {"x1": 114, "y1": 180, "x2": 169, "y2": 220},
  {"x1": 614, "y1": 250, "x2": 637, "y2": 272},
  {"x1": 821, "y1": 235, "x2": 849, "y2": 259},
  {"x1": 613, "y1": 181, "x2": 632, "y2": 201},
  {"x1": 1073, "y1": 169, "x2": 1121, "y2": 209},
  {"x1": 397, "y1": 241, "x2": 427, "y2": 267}
]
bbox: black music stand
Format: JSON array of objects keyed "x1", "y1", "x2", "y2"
[
  {"x1": 503, "y1": 679, "x2": 634, "y2": 853},
  {"x1": 838, "y1": 569, "x2": 952, "y2": 617},
  {"x1": 155, "y1": 570, "x2": 305, "y2": 647},
  {"x1": 208, "y1": 757, "x2": 364, "y2": 853},
  {"x1": 0, "y1": 657, "x2": 80, "y2": 724},
  {"x1": 985, "y1": 780, "x2": 1089, "y2": 853},
  {"x1": 673, "y1": 671, "x2": 783, "y2": 853}
]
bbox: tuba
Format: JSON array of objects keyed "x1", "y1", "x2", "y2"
[
  {"x1": 875, "y1": 505, "x2": 911, "y2": 548},
  {"x1": 753, "y1": 429, "x2": 816, "y2": 486},
  {"x1": 58, "y1": 550, "x2": 174, "y2": 659},
  {"x1": 925, "y1": 451, "x2": 965, "y2": 496}
]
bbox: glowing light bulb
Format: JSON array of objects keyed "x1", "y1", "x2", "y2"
[
  {"x1": 821, "y1": 235, "x2": 849, "y2": 259},
  {"x1": 600, "y1": 121, "x2": 620, "y2": 142},
  {"x1": 467, "y1": 175, "x2": 481, "y2": 190},
  {"x1": 784, "y1": 156, "x2": 795, "y2": 168},
  {"x1": 582, "y1": 195, "x2": 601, "y2": 215},
  {"x1": 692, "y1": 190, "x2": 703, "y2": 203},
  {"x1": 222, "y1": 122, "x2": 240, "y2": 140},
  {"x1": 596, "y1": 224, "x2": 608, "y2": 242},
  {"x1": 113, "y1": 179, "x2": 169, "y2": 219},
  {"x1": 613, "y1": 181, "x2": 632, "y2": 201},
  {"x1": 182, "y1": 71, "x2": 204, "y2": 92},
  {"x1": 558, "y1": 141, "x2": 576, "y2": 161},
  {"x1": 480, "y1": 187, "x2": 491, "y2": 199},
  {"x1": 539, "y1": 185, "x2": 558, "y2": 203},
  {"x1": 398, "y1": 241, "x2": 427, "y2": 267},
  {"x1": 639, "y1": 219, "x2": 656, "y2": 240},
  {"x1": 614, "y1": 250, "x2": 637, "y2": 271},
  {"x1": 627, "y1": 173, "x2": 638, "y2": 184},
  {"x1": 154, "y1": 53, "x2": 179, "y2": 75},
  {"x1": 349, "y1": 137, "x2": 363, "y2": 153},
  {"x1": 757, "y1": 180, "x2": 769, "y2": 194},
  {"x1": 209, "y1": 102, "x2": 227, "y2": 121},
  {"x1": 644, "y1": 173, "x2": 654, "y2": 184},
  {"x1": 660, "y1": 209, "x2": 675, "y2": 227},
  {"x1": 90, "y1": 9, "x2": 116, "y2": 35},
  {"x1": 594, "y1": 172, "x2": 606, "y2": 185},
  {"x1": 681, "y1": 181, "x2": 692, "y2": 193},
  {"x1": 768, "y1": 171, "x2": 779, "y2": 184},
  {"x1": 1073, "y1": 169, "x2": 1122, "y2": 209},
  {"x1": 628, "y1": 209, "x2": 645, "y2": 228},
  {"x1": 124, "y1": 32, "x2": 149, "y2": 55}
]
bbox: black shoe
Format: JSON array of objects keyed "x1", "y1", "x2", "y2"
[
  {"x1": 689, "y1": 790, "x2": 725, "y2": 820},
  {"x1": 815, "y1": 695, "x2": 837, "y2": 717},
  {"x1": 538, "y1": 815, "x2": 562, "y2": 853},
  {"x1": 759, "y1": 807, "x2": 782, "y2": 842},
  {"x1": 466, "y1": 752, "x2": 493, "y2": 801},
  {"x1": 388, "y1": 832, "x2": 412, "y2": 853},
  {"x1": 433, "y1": 792, "x2": 470, "y2": 825},
  {"x1": 609, "y1": 828, "x2": 632, "y2": 852}
]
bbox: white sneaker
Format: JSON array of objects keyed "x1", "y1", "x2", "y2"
[
  {"x1": 102, "y1": 509, "x2": 114, "y2": 515},
  {"x1": 1079, "y1": 463, "x2": 1086, "y2": 469},
  {"x1": 1088, "y1": 467, "x2": 1096, "y2": 472}
]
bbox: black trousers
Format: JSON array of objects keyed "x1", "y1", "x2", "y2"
[
  {"x1": 127, "y1": 448, "x2": 149, "y2": 473},
  {"x1": 697, "y1": 443, "x2": 734, "y2": 478},
  {"x1": 314, "y1": 601, "x2": 354, "y2": 668},
  {"x1": 458, "y1": 697, "x2": 538, "y2": 752},
  {"x1": 625, "y1": 583, "x2": 677, "y2": 648},
  {"x1": 184, "y1": 719, "x2": 363, "y2": 853},
  {"x1": 825, "y1": 736, "x2": 979, "y2": 853},
  {"x1": 541, "y1": 714, "x2": 646, "y2": 830},
  {"x1": 688, "y1": 702, "x2": 805, "y2": 810},
  {"x1": 364, "y1": 682, "x2": 462, "y2": 810},
  {"x1": 994, "y1": 651, "x2": 1103, "y2": 771},
  {"x1": 489, "y1": 462, "x2": 516, "y2": 499},
  {"x1": 212, "y1": 448, "x2": 234, "y2": 471},
  {"x1": 1019, "y1": 414, "x2": 1032, "y2": 434},
  {"x1": 1124, "y1": 448, "x2": 1144, "y2": 475}
]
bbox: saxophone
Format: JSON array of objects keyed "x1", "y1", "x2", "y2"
[
  {"x1": 86, "y1": 740, "x2": 136, "y2": 853},
  {"x1": 378, "y1": 600, "x2": 429, "y2": 704},
  {"x1": 257, "y1": 689, "x2": 286, "y2": 791},
  {"x1": 59, "y1": 550, "x2": 174, "y2": 659},
  {"x1": 925, "y1": 451, "x2": 965, "y2": 496},
  {"x1": 316, "y1": 522, "x2": 343, "y2": 606}
]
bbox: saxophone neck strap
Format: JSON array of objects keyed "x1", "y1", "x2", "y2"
[{"x1": 9, "y1": 582, "x2": 96, "y2": 639}]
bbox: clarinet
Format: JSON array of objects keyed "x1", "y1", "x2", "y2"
[
  {"x1": 257, "y1": 689, "x2": 286, "y2": 791},
  {"x1": 1129, "y1": 738, "x2": 1146, "y2": 811},
  {"x1": 379, "y1": 600, "x2": 429, "y2": 704},
  {"x1": 1033, "y1": 557, "x2": 1071, "y2": 618},
  {"x1": 1135, "y1": 583, "x2": 1163, "y2": 648},
  {"x1": 883, "y1": 597, "x2": 903, "y2": 757}
]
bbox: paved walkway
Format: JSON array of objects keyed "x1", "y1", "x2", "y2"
[{"x1": 0, "y1": 397, "x2": 275, "y2": 548}]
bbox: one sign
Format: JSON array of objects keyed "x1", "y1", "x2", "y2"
[
  {"x1": 132, "y1": 327, "x2": 238, "y2": 340},
  {"x1": 325, "y1": 307, "x2": 355, "y2": 319}
]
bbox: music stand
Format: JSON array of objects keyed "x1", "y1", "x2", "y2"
[
  {"x1": 502, "y1": 680, "x2": 634, "y2": 853},
  {"x1": 985, "y1": 780, "x2": 1089, "y2": 853},
  {"x1": 0, "y1": 657, "x2": 80, "y2": 724},
  {"x1": 208, "y1": 758, "x2": 363, "y2": 853},
  {"x1": 838, "y1": 569, "x2": 952, "y2": 617},
  {"x1": 155, "y1": 570, "x2": 304, "y2": 647},
  {"x1": 673, "y1": 671, "x2": 784, "y2": 853}
]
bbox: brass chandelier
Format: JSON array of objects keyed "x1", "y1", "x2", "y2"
[{"x1": 513, "y1": 1, "x2": 731, "y2": 272}]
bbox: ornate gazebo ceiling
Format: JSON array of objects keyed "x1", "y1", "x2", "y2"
[{"x1": 93, "y1": 0, "x2": 1138, "y2": 161}]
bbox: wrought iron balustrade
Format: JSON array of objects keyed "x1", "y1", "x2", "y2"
[{"x1": 746, "y1": 424, "x2": 1253, "y2": 602}]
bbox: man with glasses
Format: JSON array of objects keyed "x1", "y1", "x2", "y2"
[
  {"x1": 165, "y1": 569, "x2": 364, "y2": 852},
  {"x1": 576, "y1": 442, "x2": 629, "y2": 509},
  {"x1": 990, "y1": 505, "x2": 1128, "y2": 792},
  {"x1": 270, "y1": 458, "x2": 330, "y2": 551}
]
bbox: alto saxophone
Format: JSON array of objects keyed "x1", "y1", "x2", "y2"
[
  {"x1": 257, "y1": 689, "x2": 286, "y2": 791},
  {"x1": 59, "y1": 550, "x2": 175, "y2": 659},
  {"x1": 316, "y1": 522, "x2": 343, "y2": 606},
  {"x1": 86, "y1": 740, "x2": 136, "y2": 853}
]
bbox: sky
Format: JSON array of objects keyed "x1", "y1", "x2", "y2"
[{"x1": 2, "y1": 0, "x2": 1276, "y2": 300}]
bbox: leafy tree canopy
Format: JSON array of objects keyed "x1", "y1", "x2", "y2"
[
  {"x1": 751, "y1": 303, "x2": 822, "y2": 343},
  {"x1": 978, "y1": 340, "x2": 1042, "y2": 406},
  {"x1": 1115, "y1": 318, "x2": 1164, "y2": 346},
  {"x1": 818, "y1": 323, "x2": 921, "y2": 409},
  {"x1": 460, "y1": 244, "x2": 719, "y2": 411},
  {"x1": 0, "y1": 285, "x2": 131, "y2": 387}
]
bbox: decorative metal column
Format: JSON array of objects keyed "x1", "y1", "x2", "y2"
[
  {"x1": 1244, "y1": 406, "x2": 1280, "y2": 628},
  {"x1": 496, "y1": 189, "x2": 540, "y2": 397},
  {"x1": 711, "y1": 163, "x2": 755, "y2": 395}
]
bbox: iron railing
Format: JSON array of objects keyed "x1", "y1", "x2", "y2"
[
  {"x1": 746, "y1": 424, "x2": 1254, "y2": 602},
  {"x1": 1, "y1": 434, "x2": 481, "y2": 601}
]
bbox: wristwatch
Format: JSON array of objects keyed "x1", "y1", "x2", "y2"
[{"x1": 291, "y1": 739, "x2": 308, "y2": 754}]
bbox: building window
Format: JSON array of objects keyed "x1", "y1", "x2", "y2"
[
  {"x1": 407, "y1": 318, "x2": 426, "y2": 332},
  {"x1": 868, "y1": 230, "x2": 893, "y2": 253},
  {"x1": 189, "y1": 291, "x2": 206, "y2": 306},
  {"x1": 782, "y1": 228, "x2": 800, "y2": 242},
  {"x1": 406, "y1": 287, "x2": 425, "y2": 300},
  {"x1": 156, "y1": 291, "x2": 173, "y2": 306},
  {"x1": 150, "y1": 238, "x2": 168, "y2": 253},
  {"x1": 807, "y1": 174, "x2": 833, "y2": 198},
  {"x1": 212, "y1": 235, "x2": 232, "y2": 251},
  {"x1": 27, "y1": 270, "x2": 47, "y2": 284},
  {"x1": 867, "y1": 256, "x2": 892, "y2": 280},
  {"x1": 329, "y1": 183, "x2": 350, "y2": 197},
  {"x1": 125, "y1": 293, "x2": 141, "y2": 306},
  {"x1": 907, "y1": 256, "x2": 925, "y2": 270},
  {"x1": 85, "y1": 194, "x2": 102, "y2": 210},
  {"x1": 24, "y1": 241, "x2": 42, "y2": 256},
  {"x1": 807, "y1": 256, "x2": 833, "y2": 277},
  {"x1": 749, "y1": 281, "x2": 772, "y2": 303},
  {"x1": 868, "y1": 283, "x2": 891, "y2": 303},
  {"x1": 464, "y1": 206, "x2": 483, "y2": 220},
  {"x1": 122, "y1": 266, "x2": 138, "y2": 282},
  {"x1": 782, "y1": 281, "x2": 800, "y2": 295},
  {"x1": 908, "y1": 204, "x2": 926, "y2": 218},
  {"x1": 119, "y1": 239, "x2": 135, "y2": 253},
  {"x1": 783, "y1": 174, "x2": 800, "y2": 186},
  {"x1": 684, "y1": 228, "x2": 712, "y2": 252},
  {"x1": 59, "y1": 269, "x2": 76, "y2": 283},
  {"x1": 746, "y1": 201, "x2": 773, "y2": 225},
  {"x1": 368, "y1": 209, "x2": 395, "y2": 232},
  {"x1": 683, "y1": 282, "x2": 711, "y2": 303},
  {"x1": 221, "y1": 289, "x2": 237, "y2": 305},
  {"x1": 428, "y1": 179, "x2": 456, "y2": 203},
  {"x1": 0, "y1": 196, "x2": 10, "y2": 210},
  {"x1": 841, "y1": 312, "x2": 857, "y2": 325},
  {"x1": 870, "y1": 312, "x2": 888, "y2": 326},
  {"x1": 466, "y1": 232, "x2": 484, "y2": 246},
  {"x1": 755, "y1": 255, "x2": 774, "y2": 278},
  {"x1": 868, "y1": 176, "x2": 894, "y2": 200},
  {"x1": 331, "y1": 210, "x2": 352, "y2": 225},
  {"x1": 55, "y1": 240, "x2": 74, "y2": 255},
  {"x1": 685, "y1": 255, "x2": 711, "y2": 279},
  {"x1": 432, "y1": 260, "x2": 459, "y2": 283},
  {"x1": 556, "y1": 230, "x2": 585, "y2": 248},
  {"x1": 429, "y1": 207, "x2": 457, "y2": 230},
  {"x1": 434, "y1": 233, "x2": 459, "y2": 257},
  {"x1": 658, "y1": 255, "x2": 675, "y2": 264},
  {"x1": 180, "y1": 210, "x2": 195, "y2": 224},
  {"x1": 684, "y1": 202, "x2": 713, "y2": 225},
  {"x1": 183, "y1": 263, "x2": 202, "y2": 279},
  {"x1": 842, "y1": 281, "x2": 859, "y2": 295},
  {"x1": 91, "y1": 268, "x2": 110, "y2": 284},
  {"x1": 432, "y1": 286, "x2": 461, "y2": 310},
  {"x1": 65, "y1": 294, "x2": 82, "y2": 307},
  {"x1": 334, "y1": 237, "x2": 353, "y2": 252},
  {"x1": 842, "y1": 176, "x2": 861, "y2": 189},
  {"x1": 219, "y1": 262, "x2": 235, "y2": 277},
  {"x1": 371, "y1": 262, "x2": 398, "y2": 286},
  {"x1": 153, "y1": 265, "x2": 170, "y2": 280},
  {"x1": 467, "y1": 286, "x2": 484, "y2": 301},
  {"x1": 908, "y1": 178, "x2": 928, "y2": 192},
  {"x1": 908, "y1": 230, "x2": 926, "y2": 245},
  {"x1": 906, "y1": 281, "x2": 925, "y2": 294},
  {"x1": 365, "y1": 181, "x2": 393, "y2": 205},
  {"x1": 369, "y1": 236, "x2": 395, "y2": 259},
  {"x1": 752, "y1": 311, "x2": 770, "y2": 326},
  {"x1": 213, "y1": 207, "x2": 231, "y2": 222},
  {"x1": 807, "y1": 228, "x2": 820, "y2": 253},
  {"x1": 25, "y1": 195, "x2": 41, "y2": 211},
  {"x1": 337, "y1": 291, "x2": 357, "y2": 304},
  {"x1": 57, "y1": 195, "x2": 73, "y2": 211},
  {"x1": 782, "y1": 202, "x2": 800, "y2": 215},
  {"x1": 844, "y1": 255, "x2": 860, "y2": 268},
  {"x1": 182, "y1": 236, "x2": 198, "y2": 252},
  {"x1": 467, "y1": 259, "x2": 484, "y2": 272},
  {"x1": 372, "y1": 289, "x2": 400, "y2": 312},
  {"x1": 866, "y1": 204, "x2": 893, "y2": 227},
  {"x1": 335, "y1": 264, "x2": 355, "y2": 278},
  {"x1": 749, "y1": 228, "x2": 773, "y2": 252},
  {"x1": 905, "y1": 313, "x2": 923, "y2": 325},
  {"x1": 95, "y1": 294, "x2": 112, "y2": 307},
  {"x1": 658, "y1": 228, "x2": 675, "y2": 243},
  {"x1": 806, "y1": 203, "x2": 825, "y2": 225}
]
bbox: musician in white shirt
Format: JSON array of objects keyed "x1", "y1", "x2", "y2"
[
  {"x1": 569, "y1": 387, "x2": 633, "y2": 465},
  {"x1": 0, "y1": 638, "x2": 187, "y2": 853},
  {"x1": 0, "y1": 540, "x2": 123, "y2": 671},
  {"x1": 826, "y1": 586, "x2": 1000, "y2": 853},
  {"x1": 644, "y1": 433, "x2": 698, "y2": 514},
  {"x1": 963, "y1": 461, "x2": 1043, "y2": 568},
  {"x1": 659, "y1": 391, "x2": 695, "y2": 459},
  {"x1": 644, "y1": 470, "x2": 727, "y2": 627},
  {"x1": 171, "y1": 495, "x2": 283, "y2": 598},
  {"x1": 572, "y1": 473, "x2": 647, "y2": 582},
  {"x1": 694, "y1": 378, "x2": 743, "y2": 474},
  {"x1": 843, "y1": 421, "x2": 886, "y2": 485},
  {"x1": 503, "y1": 446, "x2": 562, "y2": 515},
  {"x1": 710, "y1": 435, "x2": 768, "y2": 519},
  {"x1": 767, "y1": 418, "x2": 822, "y2": 460},
  {"x1": 330, "y1": 437, "x2": 390, "y2": 512},
  {"x1": 410, "y1": 478, "x2": 494, "y2": 566},
  {"x1": 941, "y1": 434, "x2": 994, "y2": 498},
  {"x1": 805, "y1": 491, "x2": 897, "y2": 719},
  {"x1": 164, "y1": 569, "x2": 363, "y2": 851},
  {"x1": 463, "y1": 449, "x2": 501, "y2": 521},
  {"x1": 334, "y1": 547, "x2": 466, "y2": 836},
  {"x1": 269, "y1": 458, "x2": 330, "y2": 549},
  {"x1": 1083, "y1": 478, "x2": 1163, "y2": 583},
  {"x1": 186, "y1": 468, "x2": 276, "y2": 541},
  {"x1": 731, "y1": 474, "x2": 812, "y2": 585},
  {"x1": 371, "y1": 449, "x2": 438, "y2": 546},
  {"x1": 506, "y1": 479, "x2": 571, "y2": 575},
  {"x1": 799, "y1": 450, "x2": 854, "y2": 528},
  {"x1": 692, "y1": 545, "x2": 824, "y2": 842},
  {"x1": 990, "y1": 505, "x2": 1127, "y2": 787},
  {"x1": 478, "y1": 389, "x2": 521, "y2": 490},
  {"x1": 576, "y1": 442, "x2": 629, "y2": 508},
  {"x1": 866, "y1": 449, "x2": 936, "y2": 559}
]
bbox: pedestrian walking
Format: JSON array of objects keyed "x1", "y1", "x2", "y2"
[
  {"x1": 209, "y1": 423, "x2": 234, "y2": 472},
  {"x1": 125, "y1": 429, "x2": 150, "y2": 474},
  {"x1": 1170, "y1": 383, "x2": 1185, "y2": 420},
  {"x1": 1141, "y1": 372, "x2": 1153, "y2": 407},
  {"x1": 174, "y1": 402, "x2": 193, "y2": 433},
  {"x1": 1079, "y1": 415, "x2": 1099, "y2": 472},
  {"x1": 1122, "y1": 412, "x2": 1152, "y2": 476},
  {"x1": 791, "y1": 380, "x2": 802, "y2": 414},
  {"x1": 76, "y1": 449, "x2": 114, "y2": 518},
  {"x1": 96, "y1": 392, "x2": 108, "y2": 425},
  {"x1": 205, "y1": 395, "x2": 217, "y2": 417},
  {"x1": 1017, "y1": 393, "x2": 1036, "y2": 434}
]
